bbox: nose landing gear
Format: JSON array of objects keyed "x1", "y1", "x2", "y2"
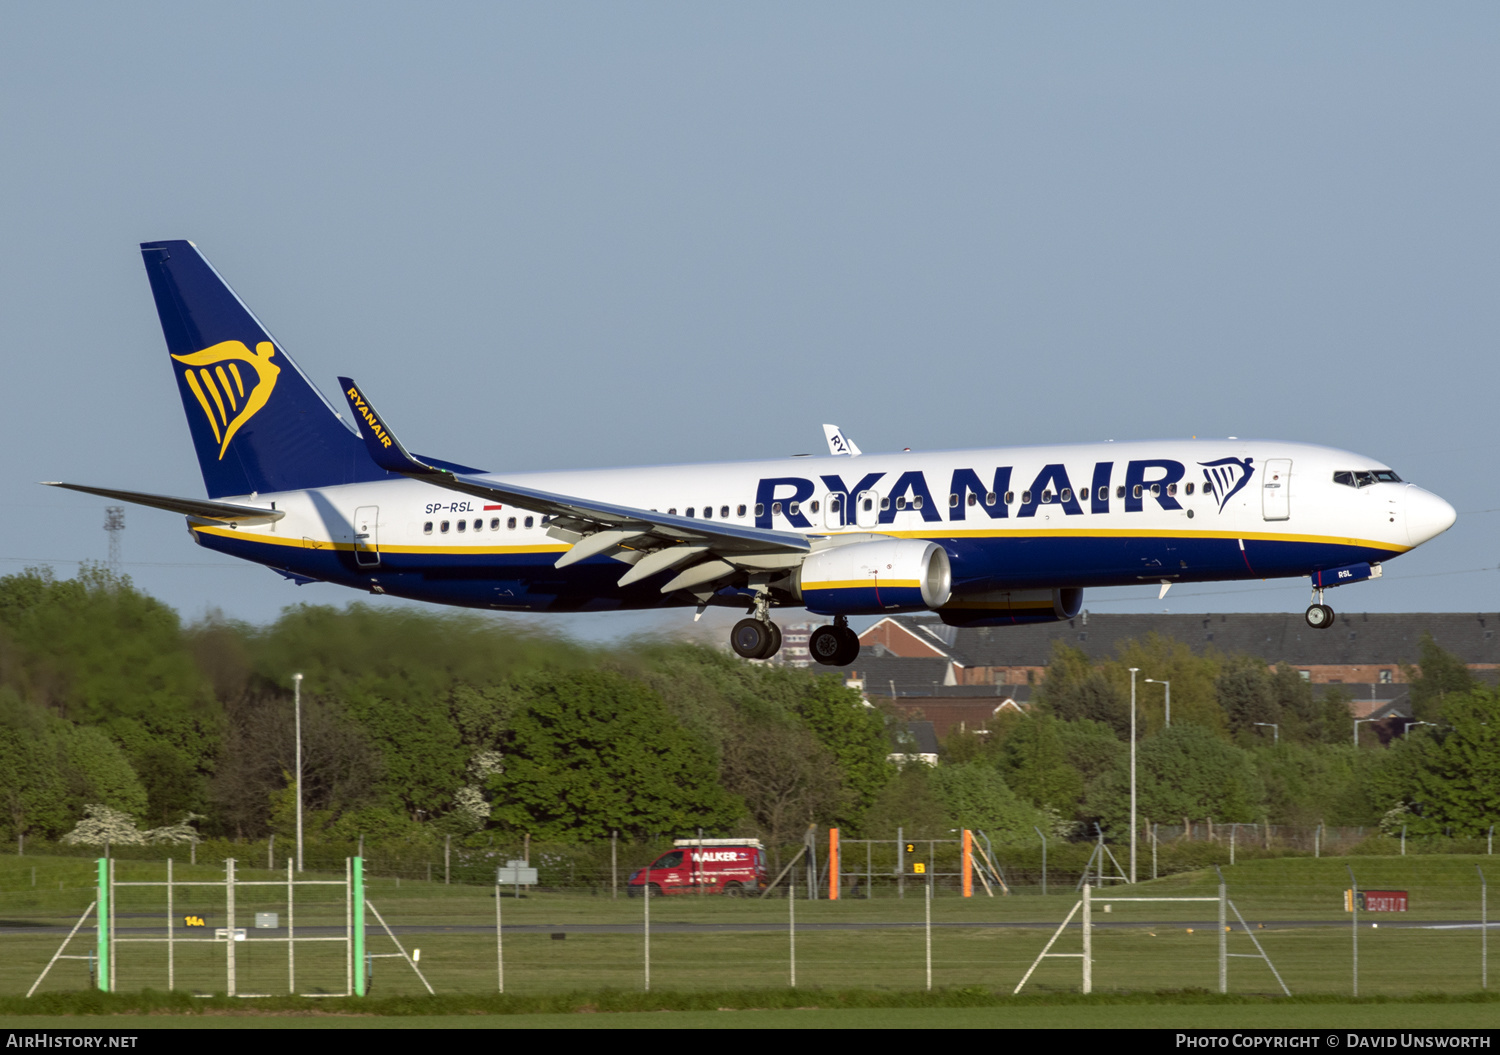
[{"x1": 1305, "y1": 587, "x2": 1335, "y2": 630}]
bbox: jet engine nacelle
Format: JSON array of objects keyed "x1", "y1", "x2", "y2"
[
  {"x1": 937, "y1": 587, "x2": 1084, "y2": 628},
  {"x1": 793, "y1": 539, "x2": 952, "y2": 616}
]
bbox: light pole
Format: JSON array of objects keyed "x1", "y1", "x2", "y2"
[
  {"x1": 1404, "y1": 720, "x2": 1437, "y2": 739},
  {"x1": 1129, "y1": 667, "x2": 1139, "y2": 884},
  {"x1": 293, "y1": 672, "x2": 304, "y2": 873},
  {"x1": 1354, "y1": 716, "x2": 1379, "y2": 747},
  {"x1": 1144, "y1": 678, "x2": 1171, "y2": 727},
  {"x1": 1253, "y1": 722, "x2": 1279, "y2": 745}
]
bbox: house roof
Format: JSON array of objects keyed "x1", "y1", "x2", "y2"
[{"x1": 863, "y1": 612, "x2": 1500, "y2": 669}]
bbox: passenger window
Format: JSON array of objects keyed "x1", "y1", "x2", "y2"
[
  {"x1": 949, "y1": 494, "x2": 960, "y2": 508},
  {"x1": 1041, "y1": 490, "x2": 1053, "y2": 504},
  {"x1": 457, "y1": 520, "x2": 467, "y2": 532},
  {"x1": 441, "y1": 521, "x2": 450, "y2": 533},
  {"x1": 1151, "y1": 484, "x2": 1161, "y2": 496},
  {"x1": 1004, "y1": 491, "x2": 1015, "y2": 504},
  {"x1": 1098, "y1": 487, "x2": 1108, "y2": 501},
  {"x1": 423, "y1": 521, "x2": 433, "y2": 534},
  {"x1": 809, "y1": 500, "x2": 818, "y2": 514},
  {"x1": 702, "y1": 506, "x2": 712, "y2": 519},
  {"x1": 1184, "y1": 483, "x2": 1193, "y2": 496},
  {"x1": 913, "y1": 496, "x2": 924, "y2": 509},
  {"x1": 754, "y1": 504, "x2": 764, "y2": 517},
  {"x1": 789, "y1": 502, "x2": 800, "y2": 516},
  {"x1": 524, "y1": 516, "x2": 534, "y2": 529},
  {"x1": 507, "y1": 517, "x2": 516, "y2": 529},
  {"x1": 895, "y1": 496, "x2": 907, "y2": 510},
  {"x1": 880, "y1": 497, "x2": 890, "y2": 510},
  {"x1": 721, "y1": 505, "x2": 731, "y2": 518},
  {"x1": 474, "y1": 519, "x2": 483, "y2": 530},
  {"x1": 1021, "y1": 491, "x2": 1032, "y2": 504},
  {"x1": 984, "y1": 492, "x2": 995, "y2": 506},
  {"x1": 685, "y1": 508, "x2": 695, "y2": 518},
  {"x1": 1116, "y1": 485, "x2": 1126, "y2": 499},
  {"x1": 1060, "y1": 488, "x2": 1072, "y2": 502},
  {"x1": 1166, "y1": 484, "x2": 1176, "y2": 497},
  {"x1": 668, "y1": 508, "x2": 677, "y2": 515},
  {"x1": 1133, "y1": 485, "x2": 1143, "y2": 499},
  {"x1": 863, "y1": 498, "x2": 874, "y2": 511},
  {"x1": 830, "y1": 497, "x2": 842, "y2": 513},
  {"x1": 490, "y1": 517, "x2": 500, "y2": 530}
]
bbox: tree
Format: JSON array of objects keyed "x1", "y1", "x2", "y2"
[
  {"x1": 1404, "y1": 632, "x2": 1478, "y2": 723},
  {"x1": 488, "y1": 670, "x2": 742, "y2": 840},
  {"x1": 999, "y1": 714, "x2": 1085, "y2": 815},
  {"x1": 1096, "y1": 724, "x2": 1263, "y2": 829},
  {"x1": 1216, "y1": 655, "x2": 1279, "y2": 742},
  {"x1": 1391, "y1": 687, "x2": 1500, "y2": 835},
  {"x1": 1038, "y1": 644, "x2": 1129, "y2": 734},
  {"x1": 929, "y1": 763, "x2": 1052, "y2": 841}
]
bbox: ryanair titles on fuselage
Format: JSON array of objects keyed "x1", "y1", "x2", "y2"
[{"x1": 752, "y1": 455, "x2": 1251, "y2": 529}]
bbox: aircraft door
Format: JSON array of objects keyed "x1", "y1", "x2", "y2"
[
  {"x1": 1262, "y1": 460, "x2": 1291, "y2": 521},
  {"x1": 856, "y1": 490, "x2": 880, "y2": 529},
  {"x1": 824, "y1": 493, "x2": 846, "y2": 529},
  {"x1": 354, "y1": 505, "x2": 380, "y2": 566}
]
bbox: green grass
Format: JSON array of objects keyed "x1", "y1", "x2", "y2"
[{"x1": 5, "y1": 853, "x2": 1497, "y2": 1004}]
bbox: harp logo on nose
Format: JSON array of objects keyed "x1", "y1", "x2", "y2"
[{"x1": 171, "y1": 341, "x2": 281, "y2": 459}]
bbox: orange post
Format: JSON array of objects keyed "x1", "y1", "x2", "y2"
[
  {"x1": 962, "y1": 829, "x2": 973, "y2": 897},
  {"x1": 829, "y1": 828, "x2": 840, "y2": 900}
]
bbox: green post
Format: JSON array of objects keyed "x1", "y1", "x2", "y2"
[
  {"x1": 353, "y1": 856, "x2": 365, "y2": 996},
  {"x1": 95, "y1": 858, "x2": 108, "y2": 992}
]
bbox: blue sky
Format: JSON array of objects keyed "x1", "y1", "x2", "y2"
[{"x1": 3, "y1": 3, "x2": 1497, "y2": 639}]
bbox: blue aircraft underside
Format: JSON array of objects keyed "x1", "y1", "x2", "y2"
[{"x1": 195, "y1": 529, "x2": 1396, "y2": 612}]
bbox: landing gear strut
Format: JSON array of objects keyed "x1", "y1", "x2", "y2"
[
  {"x1": 730, "y1": 590, "x2": 782, "y2": 660},
  {"x1": 1305, "y1": 587, "x2": 1335, "y2": 630},
  {"x1": 809, "y1": 615, "x2": 861, "y2": 666}
]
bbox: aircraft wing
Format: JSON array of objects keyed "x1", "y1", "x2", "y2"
[
  {"x1": 337, "y1": 379, "x2": 812, "y2": 592},
  {"x1": 40, "y1": 482, "x2": 285, "y2": 524}
]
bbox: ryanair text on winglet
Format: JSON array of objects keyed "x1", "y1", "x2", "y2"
[{"x1": 345, "y1": 386, "x2": 394, "y2": 449}]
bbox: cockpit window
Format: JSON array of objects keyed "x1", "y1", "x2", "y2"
[{"x1": 1334, "y1": 469, "x2": 1403, "y2": 488}]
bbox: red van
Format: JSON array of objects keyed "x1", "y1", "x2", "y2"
[{"x1": 627, "y1": 839, "x2": 767, "y2": 898}]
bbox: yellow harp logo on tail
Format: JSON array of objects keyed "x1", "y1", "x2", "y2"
[{"x1": 171, "y1": 341, "x2": 281, "y2": 460}]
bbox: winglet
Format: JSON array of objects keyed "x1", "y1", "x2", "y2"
[
  {"x1": 337, "y1": 377, "x2": 445, "y2": 476},
  {"x1": 823, "y1": 424, "x2": 861, "y2": 457}
]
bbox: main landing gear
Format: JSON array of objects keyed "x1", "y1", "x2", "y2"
[
  {"x1": 808, "y1": 616, "x2": 861, "y2": 666},
  {"x1": 731, "y1": 590, "x2": 782, "y2": 660},
  {"x1": 1305, "y1": 587, "x2": 1335, "y2": 630}
]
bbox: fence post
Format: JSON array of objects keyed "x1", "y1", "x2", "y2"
[
  {"x1": 95, "y1": 858, "x2": 108, "y2": 992},
  {"x1": 1480, "y1": 866, "x2": 1488, "y2": 991},
  {"x1": 1347, "y1": 865, "x2": 1359, "y2": 997},
  {"x1": 353, "y1": 856, "x2": 365, "y2": 996},
  {"x1": 1081, "y1": 883, "x2": 1092, "y2": 994},
  {"x1": 829, "y1": 828, "x2": 840, "y2": 901},
  {"x1": 1218, "y1": 879, "x2": 1227, "y2": 994},
  {"x1": 962, "y1": 829, "x2": 973, "y2": 898},
  {"x1": 897, "y1": 826, "x2": 904, "y2": 900},
  {"x1": 226, "y1": 858, "x2": 236, "y2": 997},
  {"x1": 1033, "y1": 826, "x2": 1047, "y2": 896}
]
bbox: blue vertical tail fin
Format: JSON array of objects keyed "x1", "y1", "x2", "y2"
[{"x1": 141, "y1": 240, "x2": 382, "y2": 498}]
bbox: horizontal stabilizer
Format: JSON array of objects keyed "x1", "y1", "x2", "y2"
[{"x1": 42, "y1": 482, "x2": 285, "y2": 524}]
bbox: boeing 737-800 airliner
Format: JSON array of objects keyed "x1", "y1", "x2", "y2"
[{"x1": 47, "y1": 241, "x2": 1457, "y2": 666}]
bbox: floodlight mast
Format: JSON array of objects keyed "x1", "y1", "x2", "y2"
[{"x1": 1144, "y1": 678, "x2": 1170, "y2": 727}]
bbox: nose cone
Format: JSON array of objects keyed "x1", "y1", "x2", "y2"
[{"x1": 1406, "y1": 486, "x2": 1457, "y2": 548}]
